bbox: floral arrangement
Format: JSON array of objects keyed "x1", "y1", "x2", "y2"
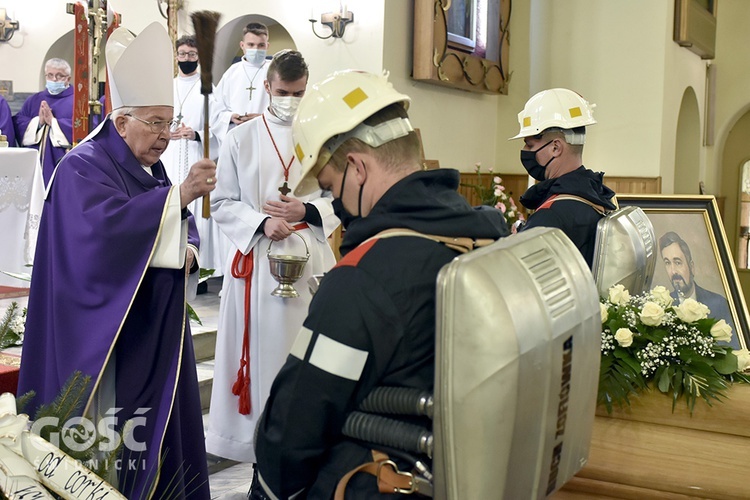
[
  {"x1": 599, "y1": 284, "x2": 750, "y2": 413},
  {"x1": 0, "y1": 301, "x2": 25, "y2": 349},
  {"x1": 461, "y1": 162, "x2": 524, "y2": 229}
]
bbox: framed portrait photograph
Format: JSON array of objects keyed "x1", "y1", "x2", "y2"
[{"x1": 618, "y1": 194, "x2": 749, "y2": 350}]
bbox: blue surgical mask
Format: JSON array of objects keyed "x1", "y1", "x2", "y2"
[
  {"x1": 46, "y1": 81, "x2": 67, "y2": 95},
  {"x1": 244, "y1": 48, "x2": 267, "y2": 66}
]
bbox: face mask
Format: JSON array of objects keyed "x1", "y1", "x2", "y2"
[
  {"x1": 520, "y1": 140, "x2": 554, "y2": 181},
  {"x1": 244, "y1": 48, "x2": 267, "y2": 66},
  {"x1": 332, "y1": 164, "x2": 361, "y2": 229},
  {"x1": 178, "y1": 60, "x2": 199, "y2": 75},
  {"x1": 270, "y1": 95, "x2": 302, "y2": 123},
  {"x1": 332, "y1": 197, "x2": 360, "y2": 230},
  {"x1": 46, "y1": 81, "x2": 67, "y2": 95}
]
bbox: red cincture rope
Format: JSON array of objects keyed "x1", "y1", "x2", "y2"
[{"x1": 230, "y1": 222, "x2": 309, "y2": 415}]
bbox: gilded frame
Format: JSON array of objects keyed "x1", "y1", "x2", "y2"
[
  {"x1": 618, "y1": 194, "x2": 749, "y2": 350},
  {"x1": 412, "y1": 0, "x2": 511, "y2": 95}
]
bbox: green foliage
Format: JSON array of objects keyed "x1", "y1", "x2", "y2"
[
  {"x1": 0, "y1": 301, "x2": 25, "y2": 349},
  {"x1": 29, "y1": 371, "x2": 125, "y2": 478}
]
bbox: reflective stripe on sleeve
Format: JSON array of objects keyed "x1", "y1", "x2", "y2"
[
  {"x1": 309, "y1": 334, "x2": 369, "y2": 381},
  {"x1": 290, "y1": 326, "x2": 313, "y2": 360}
]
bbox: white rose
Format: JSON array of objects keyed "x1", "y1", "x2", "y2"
[
  {"x1": 600, "y1": 302, "x2": 609, "y2": 324},
  {"x1": 608, "y1": 284, "x2": 631, "y2": 306},
  {"x1": 640, "y1": 301, "x2": 665, "y2": 326},
  {"x1": 614, "y1": 328, "x2": 634, "y2": 347},
  {"x1": 735, "y1": 349, "x2": 750, "y2": 372},
  {"x1": 710, "y1": 319, "x2": 733, "y2": 343},
  {"x1": 675, "y1": 298, "x2": 710, "y2": 323},
  {"x1": 650, "y1": 286, "x2": 673, "y2": 307}
]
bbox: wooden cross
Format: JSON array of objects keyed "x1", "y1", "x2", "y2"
[
  {"x1": 247, "y1": 84, "x2": 255, "y2": 100},
  {"x1": 278, "y1": 182, "x2": 291, "y2": 196}
]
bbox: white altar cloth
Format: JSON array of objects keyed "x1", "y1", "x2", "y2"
[{"x1": 0, "y1": 148, "x2": 44, "y2": 287}]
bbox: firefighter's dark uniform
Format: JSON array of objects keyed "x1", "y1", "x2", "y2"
[
  {"x1": 520, "y1": 166, "x2": 617, "y2": 267},
  {"x1": 252, "y1": 168, "x2": 508, "y2": 499}
]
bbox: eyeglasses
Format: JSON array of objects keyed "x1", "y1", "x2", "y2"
[
  {"x1": 45, "y1": 72, "x2": 70, "y2": 81},
  {"x1": 176, "y1": 51, "x2": 199, "y2": 61},
  {"x1": 125, "y1": 114, "x2": 176, "y2": 134}
]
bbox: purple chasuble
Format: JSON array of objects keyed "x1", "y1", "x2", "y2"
[
  {"x1": 18, "y1": 120, "x2": 209, "y2": 499},
  {"x1": 0, "y1": 95, "x2": 15, "y2": 146},
  {"x1": 12, "y1": 86, "x2": 74, "y2": 185}
]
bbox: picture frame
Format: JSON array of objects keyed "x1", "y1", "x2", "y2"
[
  {"x1": 412, "y1": 0, "x2": 510, "y2": 95},
  {"x1": 618, "y1": 194, "x2": 750, "y2": 350}
]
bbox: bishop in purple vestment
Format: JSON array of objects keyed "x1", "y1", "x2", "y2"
[
  {"x1": 12, "y1": 58, "x2": 74, "y2": 184},
  {"x1": 18, "y1": 24, "x2": 217, "y2": 499},
  {"x1": 0, "y1": 95, "x2": 15, "y2": 146}
]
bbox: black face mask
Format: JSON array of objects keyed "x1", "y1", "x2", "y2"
[
  {"x1": 520, "y1": 140, "x2": 555, "y2": 181},
  {"x1": 178, "y1": 60, "x2": 199, "y2": 75},
  {"x1": 332, "y1": 197, "x2": 360, "y2": 230},
  {"x1": 332, "y1": 164, "x2": 361, "y2": 230}
]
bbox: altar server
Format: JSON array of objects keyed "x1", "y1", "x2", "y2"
[
  {"x1": 206, "y1": 50, "x2": 339, "y2": 462},
  {"x1": 162, "y1": 34, "x2": 230, "y2": 278},
  {"x1": 210, "y1": 22, "x2": 271, "y2": 147}
]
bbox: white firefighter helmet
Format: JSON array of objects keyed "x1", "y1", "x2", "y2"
[
  {"x1": 292, "y1": 70, "x2": 411, "y2": 196},
  {"x1": 509, "y1": 88, "x2": 596, "y2": 142}
]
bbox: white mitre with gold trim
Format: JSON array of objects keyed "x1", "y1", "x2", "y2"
[{"x1": 106, "y1": 22, "x2": 173, "y2": 110}]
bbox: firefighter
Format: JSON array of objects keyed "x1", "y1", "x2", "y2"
[
  {"x1": 249, "y1": 70, "x2": 507, "y2": 499},
  {"x1": 511, "y1": 88, "x2": 617, "y2": 267}
]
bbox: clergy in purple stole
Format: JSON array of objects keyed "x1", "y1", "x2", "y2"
[
  {"x1": 13, "y1": 58, "x2": 74, "y2": 184},
  {"x1": 17, "y1": 23, "x2": 217, "y2": 499},
  {"x1": 0, "y1": 95, "x2": 16, "y2": 146}
]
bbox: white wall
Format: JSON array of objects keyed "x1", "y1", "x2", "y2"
[
  {"x1": 0, "y1": 0, "x2": 386, "y2": 93},
  {"x1": 531, "y1": 0, "x2": 679, "y2": 180}
]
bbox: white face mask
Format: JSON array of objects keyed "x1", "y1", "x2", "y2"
[
  {"x1": 244, "y1": 48, "x2": 267, "y2": 66},
  {"x1": 270, "y1": 95, "x2": 302, "y2": 123}
]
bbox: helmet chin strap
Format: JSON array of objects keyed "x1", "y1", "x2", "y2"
[{"x1": 357, "y1": 162, "x2": 367, "y2": 216}]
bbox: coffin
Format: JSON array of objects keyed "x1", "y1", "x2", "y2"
[{"x1": 552, "y1": 384, "x2": 750, "y2": 499}]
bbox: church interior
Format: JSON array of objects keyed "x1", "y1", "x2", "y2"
[{"x1": 2, "y1": 0, "x2": 750, "y2": 498}]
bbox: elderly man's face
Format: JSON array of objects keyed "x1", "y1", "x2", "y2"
[
  {"x1": 114, "y1": 106, "x2": 173, "y2": 167},
  {"x1": 662, "y1": 242, "x2": 695, "y2": 295}
]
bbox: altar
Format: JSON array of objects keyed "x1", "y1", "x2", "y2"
[{"x1": 0, "y1": 148, "x2": 44, "y2": 288}]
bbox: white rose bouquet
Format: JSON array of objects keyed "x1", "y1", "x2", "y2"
[{"x1": 599, "y1": 285, "x2": 750, "y2": 413}]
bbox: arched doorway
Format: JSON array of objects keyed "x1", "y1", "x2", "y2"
[
  {"x1": 673, "y1": 87, "x2": 701, "y2": 194},
  {"x1": 212, "y1": 15, "x2": 297, "y2": 85}
]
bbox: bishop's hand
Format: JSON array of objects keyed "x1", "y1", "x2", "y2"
[
  {"x1": 180, "y1": 158, "x2": 217, "y2": 208},
  {"x1": 263, "y1": 195, "x2": 305, "y2": 223}
]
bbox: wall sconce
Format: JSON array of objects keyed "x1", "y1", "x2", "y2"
[
  {"x1": 0, "y1": 8, "x2": 19, "y2": 42},
  {"x1": 309, "y1": 5, "x2": 354, "y2": 39}
]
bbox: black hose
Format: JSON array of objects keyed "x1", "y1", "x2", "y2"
[
  {"x1": 343, "y1": 411, "x2": 433, "y2": 459},
  {"x1": 358, "y1": 386, "x2": 434, "y2": 419}
]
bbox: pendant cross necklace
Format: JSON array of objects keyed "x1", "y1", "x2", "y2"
[
  {"x1": 243, "y1": 62, "x2": 264, "y2": 101},
  {"x1": 263, "y1": 115, "x2": 294, "y2": 196}
]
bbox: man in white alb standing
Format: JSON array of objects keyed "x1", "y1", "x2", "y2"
[
  {"x1": 210, "y1": 22, "x2": 271, "y2": 147},
  {"x1": 161, "y1": 35, "x2": 230, "y2": 279},
  {"x1": 206, "y1": 50, "x2": 339, "y2": 462}
]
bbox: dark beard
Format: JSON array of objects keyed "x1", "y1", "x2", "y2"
[{"x1": 670, "y1": 273, "x2": 693, "y2": 295}]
